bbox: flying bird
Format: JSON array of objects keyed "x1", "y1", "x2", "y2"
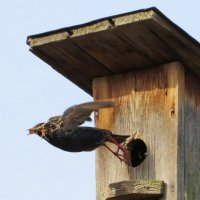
[{"x1": 29, "y1": 101, "x2": 131, "y2": 164}]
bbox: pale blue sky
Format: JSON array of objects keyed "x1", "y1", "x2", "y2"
[{"x1": 0, "y1": 1, "x2": 200, "y2": 200}]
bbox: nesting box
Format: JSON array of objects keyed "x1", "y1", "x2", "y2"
[{"x1": 27, "y1": 7, "x2": 200, "y2": 200}]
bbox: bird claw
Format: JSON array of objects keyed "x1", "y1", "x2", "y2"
[
  {"x1": 104, "y1": 144, "x2": 131, "y2": 165},
  {"x1": 105, "y1": 131, "x2": 143, "y2": 166}
]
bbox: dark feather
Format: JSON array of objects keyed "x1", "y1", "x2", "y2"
[
  {"x1": 45, "y1": 127, "x2": 113, "y2": 152},
  {"x1": 61, "y1": 101, "x2": 114, "y2": 131}
]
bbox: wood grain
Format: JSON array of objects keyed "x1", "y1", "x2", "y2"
[
  {"x1": 184, "y1": 70, "x2": 200, "y2": 200},
  {"x1": 27, "y1": 8, "x2": 200, "y2": 95},
  {"x1": 73, "y1": 30, "x2": 154, "y2": 73},
  {"x1": 104, "y1": 180, "x2": 165, "y2": 200},
  {"x1": 31, "y1": 40, "x2": 112, "y2": 94},
  {"x1": 93, "y1": 62, "x2": 183, "y2": 200}
]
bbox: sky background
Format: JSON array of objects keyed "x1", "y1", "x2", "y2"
[{"x1": 0, "y1": 1, "x2": 200, "y2": 200}]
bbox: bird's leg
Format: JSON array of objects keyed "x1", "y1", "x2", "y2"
[
  {"x1": 103, "y1": 144, "x2": 128, "y2": 164},
  {"x1": 107, "y1": 135, "x2": 132, "y2": 165},
  {"x1": 108, "y1": 135, "x2": 129, "y2": 154}
]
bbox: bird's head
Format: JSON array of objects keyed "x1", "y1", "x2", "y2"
[{"x1": 28, "y1": 123, "x2": 45, "y2": 137}]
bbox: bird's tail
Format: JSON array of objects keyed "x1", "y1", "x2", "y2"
[{"x1": 111, "y1": 134, "x2": 130, "y2": 144}]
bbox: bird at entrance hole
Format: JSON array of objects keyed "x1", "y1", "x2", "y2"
[{"x1": 28, "y1": 101, "x2": 131, "y2": 164}]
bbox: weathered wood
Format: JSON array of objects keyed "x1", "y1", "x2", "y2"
[
  {"x1": 104, "y1": 180, "x2": 165, "y2": 200},
  {"x1": 184, "y1": 70, "x2": 200, "y2": 199},
  {"x1": 30, "y1": 48, "x2": 93, "y2": 94},
  {"x1": 93, "y1": 62, "x2": 183, "y2": 200},
  {"x1": 112, "y1": 21, "x2": 174, "y2": 63},
  {"x1": 143, "y1": 15, "x2": 200, "y2": 76},
  {"x1": 27, "y1": 8, "x2": 200, "y2": 95},
  {"x1": 31, "y1": 39, "x2": 112, "y2": 94},
  {"x1": 73, "y1": 30, "x2": 154, "y2": 73},
  {"x1": 27, "y1": 31, "x2": 70, "y2": 46}
]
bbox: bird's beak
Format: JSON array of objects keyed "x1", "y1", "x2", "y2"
[
  {"x1": 28, "y1": 128, "x2": 36, "y2": 135},
  {"x1": 27, "y1": 123, "x2": 45, "y2": 135}
]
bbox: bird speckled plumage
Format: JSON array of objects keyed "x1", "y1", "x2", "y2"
[{"x1": 29, "y1": 101, "x2": 131, "y2": 164}]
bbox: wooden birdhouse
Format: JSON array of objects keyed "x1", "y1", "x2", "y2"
[{"x1": 27, "y1": 7, "x2": 200, "y2": 200}]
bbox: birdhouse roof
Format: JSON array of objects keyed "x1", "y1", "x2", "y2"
[{"x1": 27, "y1": 7, "x2": 200, "y2": 95}]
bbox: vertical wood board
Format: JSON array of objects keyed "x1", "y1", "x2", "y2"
[{"x1": 184, "y1": 70, "x2": 200, "y2": 200}]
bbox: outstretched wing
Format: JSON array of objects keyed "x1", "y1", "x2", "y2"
[{"x1": 61, "y1": 101, "x2": 114, "y2": 131}]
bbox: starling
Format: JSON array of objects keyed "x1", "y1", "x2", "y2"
[{"x1": 29, "y1": 101, "x2": 131, "y2": 164}]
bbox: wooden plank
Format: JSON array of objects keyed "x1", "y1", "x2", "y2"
[
  {"x1": 27, "y1": 9, "x2": 154, "y2": 47},
  {"x1": 112, "y1": 20, "x2": 175, "y2": 63},
  {"x1": 104, "y1": 180, "x2": 165, "y2": 200},
  {"x1": 93, "y1": 70, "x2": 137, "y2": 200},
  {"x1": 73, "y1": 30, "x2": 154, "y2": 73},
  {"x1": 38, "y1": 40, "x2": 111, "y2": 78},
  {"x1": 184, "y1": 70, "x2": 200, "y2": 199},
  {"x1": 93, "y1": 62, "x2": 183, "y2": 200},
  {"x1": 176, "y1": 62, "x2": 185, "y2": 200},
  {"x1": 143, "y1": 13, "x2": 200, "y2": 75},
  {"x1": 30, "y1": 39, "x2": 112, "y2": 94},
  {"x1": 28, "y1": 31, "x2": 70, "y2": 47},
  {"x1": 30, "y1": 47, "x2": 93, "y2": 94}
]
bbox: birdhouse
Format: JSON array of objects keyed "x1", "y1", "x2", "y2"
[{"x1": 27, "y1": 7, "x2": 200, "y2": 200}]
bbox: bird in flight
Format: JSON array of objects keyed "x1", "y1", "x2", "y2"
[{"x1": 29, "y1": 101, "x2": 131, "y2": 164}]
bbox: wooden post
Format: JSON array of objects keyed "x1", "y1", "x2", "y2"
[{"x1": 93, "y1": 62, "x2": 189, "y2": 200}]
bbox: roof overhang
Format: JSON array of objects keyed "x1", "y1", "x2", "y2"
[{"x1": 27, "y1": 7, "x2": 200, "y2": 95}]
